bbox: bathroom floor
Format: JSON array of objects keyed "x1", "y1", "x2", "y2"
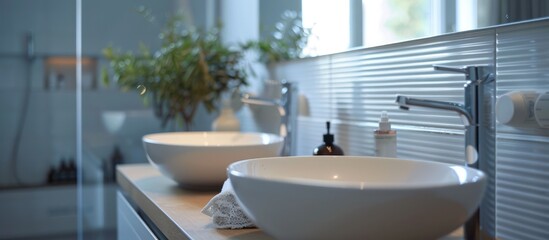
[{"x1": 13, "y1": 230, "x2": 116, "y2": 240}]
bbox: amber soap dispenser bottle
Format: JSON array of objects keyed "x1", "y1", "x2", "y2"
[{"x1": 313, "y1": 121, "x2": 344, "y2": 155}]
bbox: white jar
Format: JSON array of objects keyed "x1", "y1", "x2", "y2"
[{"x1": 212, "y1": 99, "x2": 240, "y2": 131}]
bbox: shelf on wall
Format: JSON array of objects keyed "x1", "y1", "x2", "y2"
[{"x1": 44, "y1": 56, "x2": 98, "y2": 91}]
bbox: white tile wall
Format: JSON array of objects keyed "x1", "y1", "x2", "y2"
[{"x1": 495, "y1": 20, "x2": 549, "y2": 240}]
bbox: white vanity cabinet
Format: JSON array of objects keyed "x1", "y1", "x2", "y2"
[
  {"x1": 116, "y1": 164, "x2": 268, "y2": 240},
  {"x1": 117, "y1": 191, "x2": 158, "y2": 240}
]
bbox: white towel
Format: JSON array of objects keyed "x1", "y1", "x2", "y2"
[{"x1": 201, "y1": 179, "x2": 255, "y2": 229}]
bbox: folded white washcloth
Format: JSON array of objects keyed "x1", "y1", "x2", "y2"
[{"x1": 201, "y1": 179, "x2": 255, "y2": 229}]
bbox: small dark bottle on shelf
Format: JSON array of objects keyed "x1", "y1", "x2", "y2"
[
  {"x1": 59, "y1": 159, "x2": 69, "y2": 182},
  {"x1": 313, "y1": 121, "x2": 344, "y2": 155},
  {"x1": 68, "y1": 159, "x2": 77, "y2": 183},
  {"x1": 47, "y1": 166, "x2": 56, "y2": 184}
]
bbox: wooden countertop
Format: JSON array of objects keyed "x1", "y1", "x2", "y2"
[
  {"x1": 117, "y1": 163, "x2": 463, "y2": 240},
  {"x1": 116, "y1": 163, "x2": 271, "y2": 240}
]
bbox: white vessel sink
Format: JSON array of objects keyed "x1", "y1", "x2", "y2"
[
  {"x1": 228, "y1": 156, "x2": 486, "y2": 240},
  {"x1": 143, "y1": 132, "x2": 283, "y2": 190}
]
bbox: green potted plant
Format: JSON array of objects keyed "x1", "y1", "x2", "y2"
[
  {"x1": 102, "y1": 17, "x2": 248, "y2": 130},
  {"x1": 102, "y1": 10, "x2": 309, "y2": 131},
  {"x1": 244, "y1": 10, "x2": 311, "y2": 64}
]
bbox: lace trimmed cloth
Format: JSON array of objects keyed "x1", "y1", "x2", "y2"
[{"x1": 201, "y1": 179, "x2": 255, "y2": 229}]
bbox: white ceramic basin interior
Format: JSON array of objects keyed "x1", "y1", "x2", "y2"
[
  {"x1": 143, "y1": 131, "x2": 283, "y2": 189},
  {"x1": 229, "y1": 156, "x2": 487, "y2": 240}
]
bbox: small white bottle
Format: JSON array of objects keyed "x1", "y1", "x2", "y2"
[
  {"x1": 212, "y1": 99, "x2": 240, "y2": 131},
  {"x1": 374, "y1": 111, "x2": 397, "y2": 157}
]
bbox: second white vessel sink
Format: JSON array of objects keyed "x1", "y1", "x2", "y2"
[
  {"x1": 143, "y1": 131, "x2": 283, "y2": 189},
  {"x1": 229, "y1": 156, "x2": 486, "y2": 240}
]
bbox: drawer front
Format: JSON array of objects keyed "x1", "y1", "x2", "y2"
[{"x1": 117, "y1": 191, "x2": 158, "y2": 240}]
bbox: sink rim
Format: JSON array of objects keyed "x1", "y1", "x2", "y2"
[
  {"x1": 228, "y1": 155, "x2": 486, "y2": 190},
  {"x1": 143, "y1": 131, "x2": 284, "y2": 147},
  {"x1": 229, "y1": 155, "x2": 487, "y2": 240}
]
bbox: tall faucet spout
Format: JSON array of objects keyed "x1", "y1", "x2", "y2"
[
  {"x1": 240, "y1": 81, "x2": 296, "y2": 156},
  {"x1": 395, "y1": 95, "x2": 473, "y2": 126},
  {"x1": 397, "y1": 65, "x2": 495, "y2": 240},
  {"x1": 241, "y1": 94, "x2": 286, "y2": 117}
]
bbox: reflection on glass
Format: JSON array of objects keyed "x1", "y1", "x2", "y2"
[{"x1": 137, "y1": 84, "x2": 147, "y2": 95}]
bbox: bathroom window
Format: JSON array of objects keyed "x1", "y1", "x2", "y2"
[
  {"x1": 302, "y1": 0, "x2": 479, "y2": 50},
  {"x1": 302, "y1": 0, "x2": 351, "y2": 56},
  {"x1": 363, "y1": 0, "x2": 438, "y2": 47}
]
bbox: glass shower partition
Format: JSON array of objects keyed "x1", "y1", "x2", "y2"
[
  {"x1": 0, "y1": 1, "x2": 81, "y2": 239},
  {"x1": 79, "y1": 0, "x2": 176, "y2": 239},
  {"x1": 0, "y1": 1, "x2": 173, "y2": 239}
]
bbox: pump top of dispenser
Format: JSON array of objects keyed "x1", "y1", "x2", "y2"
[
  {"x1": 378, "y1": 111, "x2": 391, "y2": 131},
  {"x1": 323, "y1": 121, "x2": 334, "y2": 144}
]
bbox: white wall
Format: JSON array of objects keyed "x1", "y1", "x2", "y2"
[
  {"x1": 220, "y1": 0, "x2": 259, "y2": 46},
  {"x1": 1, "y1": 0, "x2": 77, "y2": 186}
]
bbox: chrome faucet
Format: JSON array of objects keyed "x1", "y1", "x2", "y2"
[
  {"x1": 395, "y1": 65, "x2": 494, "y2": 166},
  {"x1": 396, "y1": 96, "x2": 473, "y2": 125},
  {"x1": 241, "y1": 81, "x2": 297, "y2": 156},
  {"x1": 396, "y1": 65, "x2": 495, "y2": 240}
]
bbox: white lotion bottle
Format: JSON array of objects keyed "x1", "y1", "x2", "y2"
[
  {"x1": 212, "y1": 99, "x2": 240, "y2": 131},
  {"x1": 374, "y1": 111, "x2": 397, "y2": 157}
]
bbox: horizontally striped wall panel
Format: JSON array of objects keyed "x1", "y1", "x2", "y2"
[
  {"x1": 271, "y1": 56, "x2": 331, "y2": 156},
  {"x1": 496, "y1": 20, "x2": 549, "y2": 240},
  {"x1": 329, "y1": 32, "x2": 495, "y2": 132},
  {"x1": 479, "y1": 78, "x2": 498, "y2": 237},
  {"x1": 273, "y1": 55, "x2": 332, "y2": 121},
  {"x1": 276, "y1": 30, "x2": 495, "y2": 164}
]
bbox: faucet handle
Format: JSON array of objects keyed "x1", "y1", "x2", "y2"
[
  {"x1": 433, "y1": 65, "x2": 467, "y2": 74},
  {"x1": 433, "y1": 65, "x2": 494, "y2": 82}
]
